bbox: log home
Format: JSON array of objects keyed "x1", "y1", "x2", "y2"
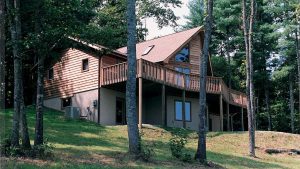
[{"x1": 44, "y1": 27, "x2": 247, "y2": 131}]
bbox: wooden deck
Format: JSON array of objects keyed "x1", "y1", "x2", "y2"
[{"x1": 101, "y1": 59, "x2": 247, "y2": 108}]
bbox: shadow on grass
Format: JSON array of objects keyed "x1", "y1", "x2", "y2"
[{"x1": 207, "y1": 151, "x2": 284, "y2": 169}]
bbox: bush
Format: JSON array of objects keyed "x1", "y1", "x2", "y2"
[
  {"x1": 138, "y1": 131, "x2": 155, "y2": 162},
  {"x1": 169, "y1": 129, "x2": 192, "y2": 162},
  {"x1": 139, "y1": 144, "x2": 155, "y2": 162},
  {"x1": 0, "y1": 137, "x2": 54, "y2": 159},
  {"x1": 32, "y1": 139, "x2": 54, "y2": 159},
  {"x1": 0, "y1": 137, "x2": 11, "y2": 157}
]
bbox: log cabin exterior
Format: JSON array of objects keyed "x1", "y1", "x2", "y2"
[{"x1": 44, "y1": 27, "x2": 247, "y2": 131}]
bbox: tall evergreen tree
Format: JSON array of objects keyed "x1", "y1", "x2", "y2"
[
  {"x1": 0, "y1": 0, "x2": 5, "y2": 113},
  {"x1": 6, "y1": 0, "x2": 30, "y2": 149},
  {"x1": 242, "y1": 0, "x2": 256, "y2": 157},
  {"x1": 195, "y1": 0, "x2": 213, "y2": 162},
  {"x1": 126, "y1": 0, "x2": 140, "y2": 155}
]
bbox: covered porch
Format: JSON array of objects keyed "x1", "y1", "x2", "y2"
[{"x1": 100, "y1": 59, "x2": 247, "y2": 131}]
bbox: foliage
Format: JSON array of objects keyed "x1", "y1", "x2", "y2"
[
  {"x1": 0, "y1": 136, "x2": 54, "y2": 159},
  {"x1": 1, "y1": 109, "x2": 300, "y2": 168},
  {"x1": 138, "y1": 131, "x2": 155, "y2": 162},
  {"x1": 168, "y1": 129, "x2": 192, "y2": 162}
]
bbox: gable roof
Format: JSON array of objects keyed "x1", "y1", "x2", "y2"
[
  {"x1": 117, "y1": 26, "x2": 203, "y2": 63},
  {"x1": 69, "y1": 37, "x2": 126, "y2": 58}
]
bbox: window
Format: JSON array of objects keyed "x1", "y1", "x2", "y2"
[
  {"x1": 175, "y1": 101, "x2": 191, "y2": 121},
  {"x1": 175, "y1": 45, "x2": 189, "y2": 62},
  {"x1": 48, "y1": 68, "x2": 54, "y2": 80},
  {"x1": 175, "y1": 67, "x2": 191, "y2": 87},
  {"x1": 142, "y1": 45, "x2": 155, "y2": 56},
  {"x1": 82, "y1": 59, "x2": 89, "y2": 71},
  {"x1": 62, "y1": 97, "x2": 72, "y2": 108}
]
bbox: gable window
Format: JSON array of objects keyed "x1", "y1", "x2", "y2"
[
  {"x1": 48, "y1": 68, "x2": 54, "y2": 80},
  {"x1": 175, "y1": 100, "x2": 191, "y2": 121},
  {"x1": 175, "y1": 45, "x2": 189, "y2": 62},
  {"x1": 62, "y1": 97, "x2": 72, "y2": 108},
  {"x1": 82, "y1": 59, "x2": 89, "y2": 71}
]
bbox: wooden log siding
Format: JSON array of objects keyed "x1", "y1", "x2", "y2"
[
  {"x1": 102, "y1": 59, "x2": 247, "y2": 107},
  {"x1": 44, "y1": 48, "x2": 121, "y2": 99}
]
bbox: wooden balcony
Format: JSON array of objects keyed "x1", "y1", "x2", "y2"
[{"x1": 101, "y1": 59, "x2": 247, "y2": 108}]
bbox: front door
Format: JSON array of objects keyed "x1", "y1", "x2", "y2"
[{"x1": 116, "y1": 97, "x2": 126, "y2": 125}]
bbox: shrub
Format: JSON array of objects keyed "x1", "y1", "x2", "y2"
[
  {"x1": 138, "y1": 131, "x2": 155, "y2": 162},
  {"x1": 32, "y1": 138, "x2": 54, "y2": 159},
  {"x1": 0, "y1": 137, "x2": 54, "y2": 159},
  {"x1": 168, "y1": 129, "x2": 192, "y2": 162}
]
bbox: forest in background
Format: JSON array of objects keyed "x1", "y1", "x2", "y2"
[
  {"x1": 184, "y1": 0, "x2": 300, "y2": 133},
  {"x1": 0, "y1": 0, "x2": 299, "y2": 143}
]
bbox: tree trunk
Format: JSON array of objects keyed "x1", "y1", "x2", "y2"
[
  {"x1": 34, "y1": 4, "x2": 44, "y2": 146},
  {"x1": 34, "y1": 56, "x2": 44, "y2": 145},
  {"x1": 295, "y1": 29, "x2": 300, "y2": 131},
  {"x1": 225, "y1": 37, "x2": 231, "y2": 131},
  {"x1": 242, "y1": 0, "x2": 256, "y2": 157},
  {"x1": 126, "y1": 0, "x2": 140, "y2": 155},
  {"x1": 7, "y1": 0, "x2": 30, "y2": 148},
  {"x1": 264, "y1": 84, "x2": 271, "y2": 131},
  {"x1": 289, "y1": 73, "x2": 295, "y2": 133},
  {"x1": 0, "y1": 0, "x2": 5, "y2": 112},
  {"x1": 195, "y1": 0, "x2": 213, "y2": 162}
]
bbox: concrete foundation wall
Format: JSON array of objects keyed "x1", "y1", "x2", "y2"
[
  {"x1": 44, "y1": 97, "x2": 62, "y2": 111},
  {"x1": 144, "y1": 96, "x2": 162, "y2": 125},
  {"x1": 166, "y1": 96, "x2": 200, "y2": 130},
  {"x1": 73, "y1": 89, "x2": 99, "y2": 122},
  {"x1": 209, "y1": 114, "x2": 221, "y2": 131},
  {"x1": 100, "y1": 88, "x2": 125, "y2": 125}
]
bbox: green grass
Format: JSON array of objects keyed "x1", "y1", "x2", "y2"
[{"x1": 1, "y1": 107, "x2": 300, "y2": 169}]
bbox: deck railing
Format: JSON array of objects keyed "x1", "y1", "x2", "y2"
[{"x1": 102, "y1": 59, "x2": 247, "y2": 107}]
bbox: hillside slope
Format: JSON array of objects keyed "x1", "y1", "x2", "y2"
[{"x1": 0, "y1": 107, "x2": 300, "y2": 169}]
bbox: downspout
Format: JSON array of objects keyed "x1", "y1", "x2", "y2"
[{"x1": 98, "y1": 55, "x2": 102, "y2": 124}]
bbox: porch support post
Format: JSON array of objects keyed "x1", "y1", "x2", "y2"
[
  {"x1": 231, "y1": 115, "x2": 233, "y2": 131},
  {"x1": 241, "y1": 107, "x2": 244, "y2": 131},
  {"x1": 219, "y1": 94, "x2": 223, "y2": 131},
  {"x1": 227, "y1": 103, "x2": 230, "y2": 131},
  {"x1": 162, "y1": 84, "x2": 166, "y2": 126},
  {"x1": 138, "y1": 77, "x2": 142, "y2": 129},
  {"x1": 182, "y1": 90, "x2": 186, "y2": 128},
  {"x1": 206, "y1": 104, "x2": 209, "y2": 131}
]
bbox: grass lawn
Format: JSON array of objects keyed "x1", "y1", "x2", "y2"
[{"x1": 1, "y1": 107, "x2": 300, "y2": 169}]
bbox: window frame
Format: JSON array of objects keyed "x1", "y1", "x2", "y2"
[
  {"x1": 174, "y1": 100, "x2": 192, "y2": 122},
  {"x1": 82, "y1": 58, "x2": 89, "y2": 72},
  {"x1": 61, "y1": 97, "x2": 72, "y2": 109},
  {"x1": 175, "y1": 45, "x2": 190, "y2": 63},
  {"x1": 48, "y1": 67, "x2": 54, "y2": 80}
]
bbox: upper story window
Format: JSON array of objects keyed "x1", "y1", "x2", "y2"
[
  {"x1": 48, "y1": 68, "x2": 54, "y2": 80},
  {"x1": 175, "y1": 45, "x2": 189, "y2": 63},
  {"x1": 175, "y1": 100, "x2": 191, "y2": 121},
  {"x1": 82, "y1": 59, "x2": 89, "y2": 71}
]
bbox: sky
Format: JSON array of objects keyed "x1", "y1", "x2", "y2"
[{"x1": 145, "y1": 0, "x2": 190, "y2": 40}]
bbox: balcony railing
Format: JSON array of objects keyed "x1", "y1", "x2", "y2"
[{"x1": 101, "y1": 59, "x2": 247, "y2": 107}]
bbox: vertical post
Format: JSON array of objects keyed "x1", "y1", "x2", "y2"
[
  {"x1": 97, "y1": 56, "x2": 103, "y2": 124},
  {"x1": 231, "y1": 115, "x2": 233, "y2": 131},
  {"x1": 241, "y1": 107, "x2": 244, "y2": 131},
  {"x1": 206, "y1": 105, "x2": 209, "y2": 131},
  {"x1": 162, "y1": 84, "x2": 166, "y2": 126},
  {"x1": 227, "y1": 103, "x2": 230, "y2": 131},
  {"x1": 138, "y1": 59, "x2": 143, "y2": 78},
  {"x1": 138, "y1": 77, "x2": 142, "y2": 129},
  {"x1": 219, "y1": 94, "x2": 223, "y2": 131},
  {"x1": 182, "y1": 90, "x2": 186, "y2": 128}
]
